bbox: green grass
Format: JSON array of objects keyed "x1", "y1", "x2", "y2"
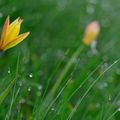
[{"x1": 0, "y1": 0, "x2": 120, "y2": 120}]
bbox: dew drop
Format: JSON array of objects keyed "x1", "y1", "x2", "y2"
[
  {"x1": 8, "y1": 70, "x2": 11, "y2": 74},
  {"x1": 8, "y1": 68, "x2": 11, "y2": 74},
  {"x1": 118, "y1": 108, "x2": 120, "y2": 111},
  {"x1": 51, "y1": 107, "x2": 55, "y2": 111},
  {"x1": 108, "y1": 95, "x2": 111, "y2": 101},
  {"x1": 38, "y1": 85, "x2": 42, "y2": 91},
  {"x1": 29, "y1": 73, "x2": 33, "y2": 78},
  {"x1": 28, "y1": 87, "x2": 31, "y2": 92}
]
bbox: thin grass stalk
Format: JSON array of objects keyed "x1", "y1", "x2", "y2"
[
  {"x1": 50, "y1": 45, "x2": 84, "y2": 96},
  {"x1": 67, "y1": 58, "x2": 120, "y2": 120}
]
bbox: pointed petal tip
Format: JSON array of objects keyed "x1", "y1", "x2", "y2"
[
  {"x1": 5, "y1": 16, "x2": 10, "y2": 23},
  {"x1": 27, "y1": 32, "x2": 30, "y2": 35},
  {"x1": 24, "y1": 32, "x2": 30, "y2": 36},
  {"x1": 23, "y1": 32, "x2": 30, "y2": 38},
  {"x1": 17, "y1": 31, "x2": 30, "y2": 39},
  {"x1": 7, "y1": 15, "x2": 10, "y2": 19},
  {"x1": 18, "y1": 18, "x2": 23, "y2": 24}
]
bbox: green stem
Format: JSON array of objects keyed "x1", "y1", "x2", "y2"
[
  {"x1": 39, "y1": 45, "x2": 85, "y2": 119},
  {"x1": 50, "y1": 45, "x2": 85, "y2": 95}
]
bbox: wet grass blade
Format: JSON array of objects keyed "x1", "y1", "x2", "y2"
[
  {"x1": 0, "y1": 78, "x2": 16, "y2": 105},
  {"x1": 0, "y1": 53, "x2": 20, "y2": 105},
  {"x1": 67, "y1": 58, "x2": 120, "y2": 120}
]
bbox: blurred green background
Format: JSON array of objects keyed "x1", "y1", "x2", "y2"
[{"x1": 0, "y1": 0, "x2": 120, "y2": 120}]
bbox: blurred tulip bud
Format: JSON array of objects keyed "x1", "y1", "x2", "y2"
[{"x1": 82, "y1": 21, "x2": 100, "y2": 46}]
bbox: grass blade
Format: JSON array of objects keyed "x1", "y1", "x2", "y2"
[
  {"x1": 67, "y1": 58, "x2": 120, "y2": 120},
  {"x1": 0, "y1": 53, "x2": 20, "y2": 105}
]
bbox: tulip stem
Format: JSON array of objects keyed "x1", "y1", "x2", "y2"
[{"x1": 50, "y1": 44, "x2": 85, "y2": 95}]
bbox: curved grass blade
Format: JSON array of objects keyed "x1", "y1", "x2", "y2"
[
  {"x1": 32, "y1": 49, "x2": 69, "y2": 118},
  {"x1": 0, "y1": 78, "x2": 16, "y2": 105},
  {"x1": 42, "y1": 79, "x2": 71, "y2": 120},
  {"x1": 57, "y1": 62, "x2": 103, "y2": 115},
  {"x1": 67, "y1": 58, "x2": 120, "y2": 120},
  {"x1": 0, "y1": 53, "x2": 20, "y2": 105},
  {"x1": 41, "y1": 54, "x2": 82, "y2": 120},
  {"x1": 42, "y1": 49, "x2": 69, "y2": 100},
  {"x1": 107, "y1": 108, "x2": 120, "y2": 120},
  {"x1": 103, "y1": 92, "x2": 120, "y2": 120},
  {"x1": 42, "y1": 61, "x2": 102, "y2": 119},
  {"x1": 5, "y1": 87, "x2": 20, "y2": 120},
  {"x1": 50, "y1": 45, "x2": 84, "y2": 95},
  {"x1": 38, "y1": 45, "x2": 84, "y2": 119}
]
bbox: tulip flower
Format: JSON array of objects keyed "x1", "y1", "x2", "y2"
[
  {"x1": 82, "y1": 21, "x2": 100, "y2": 46},
  {"x1": 0, "y1": 16, "x2": 30, "y2": 51}
]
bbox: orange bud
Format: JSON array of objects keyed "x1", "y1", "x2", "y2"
[{"x1": 82, "y1": 21, "x2": 100, "y2": 46}]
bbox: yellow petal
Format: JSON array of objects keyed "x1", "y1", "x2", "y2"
[
  {"x1": 0, "y1": 16, "x2": 10, "y2": 47},
  {"x1": 8, "y1": 17, "x2": 20, "y2": 30},
  {"x1": 2, "y1": 32, "x2": 30, "y2": 51},
  {"x1": 5, "y1": 18, "x2": 23, "y2": 44}
]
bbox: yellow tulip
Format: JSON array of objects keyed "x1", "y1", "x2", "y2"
[
  {"x1": 82, "y1": 21, "x2": 100, "y2": 46},
  {"x1": 0, "y1": 16, "x2": 30, "y2": 51}
]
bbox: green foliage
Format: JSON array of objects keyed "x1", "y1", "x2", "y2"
[{"x1": 0, "y1": 0, "x2": 120, "y2": 120}]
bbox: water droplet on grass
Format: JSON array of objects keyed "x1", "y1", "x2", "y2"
[
  {"x1": 38, "y1": 85, "x2": 42, "y2": 91},
  {"x1": 29, "y1": 73, "x2": 33, "y2": 78},
  {"x1": 8, "y1": 70, "x2": 11, "y2": 74},
  {"x1": 108, "y1": 95, "x2": 111, "y2": 101},
  {"x1": 51, "y1": 107, "x2": 55, "y2": 111},
  {"x1": 7, "y1": 68, "x2": 11, "y2": 74},
  {"x1": 118, "y1": 108, "x2": 120, "y2": 111},
  {"x1": 28, "y1": 87, "x2": 31, "y2": 92}
]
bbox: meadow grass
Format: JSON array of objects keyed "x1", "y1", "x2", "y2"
[{"x1": 0, "y1": 0, "x2": 120, "y2": 120}]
